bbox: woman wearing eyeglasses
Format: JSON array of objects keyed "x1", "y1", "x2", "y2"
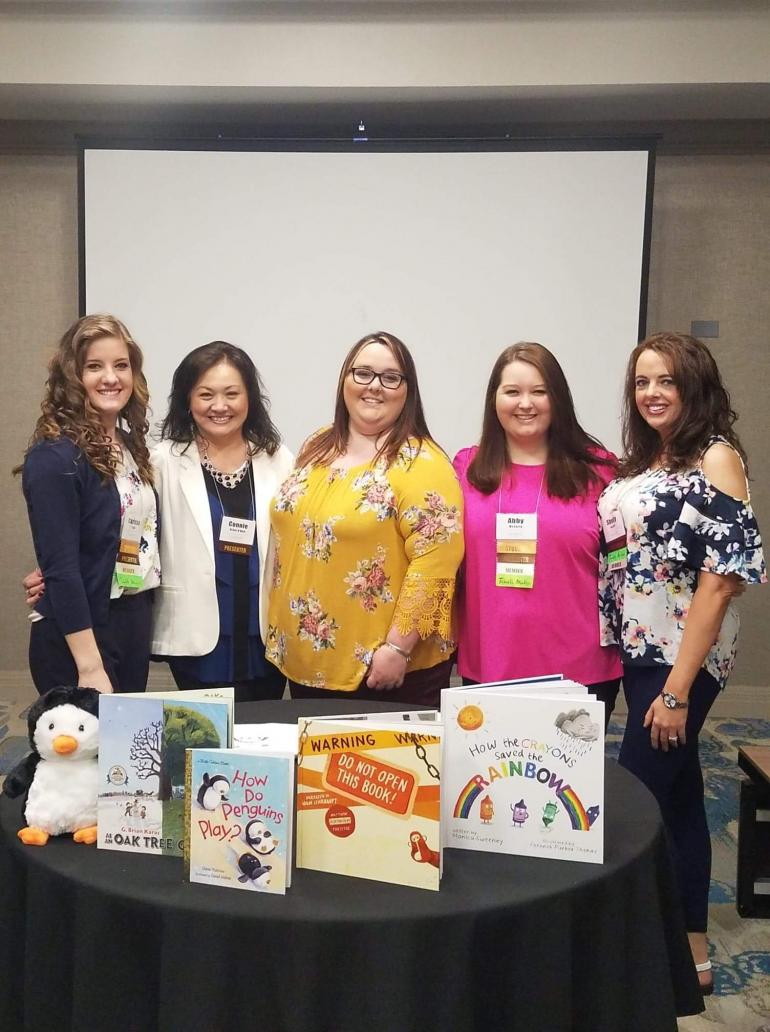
[{"x1": 266, "y1": 331, "x2": 464, "y2": 706}]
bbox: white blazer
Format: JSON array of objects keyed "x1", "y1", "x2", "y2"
[{"x1": 150, "y1": 439, "x2": 294, "y2": 657}]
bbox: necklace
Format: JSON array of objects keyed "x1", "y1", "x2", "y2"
[{"x1": 201, "y1": 453, "x2": 250, "y2": 490}]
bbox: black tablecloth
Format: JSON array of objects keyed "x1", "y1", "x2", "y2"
[{"x1": 1, "y1": 699, "x2": 703, "y2": 1032}]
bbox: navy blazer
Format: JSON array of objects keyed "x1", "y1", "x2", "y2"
[{"x1": 23, "y1": 438, "x2": 121, "y2": 634}]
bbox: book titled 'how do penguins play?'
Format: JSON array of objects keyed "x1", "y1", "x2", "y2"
[{"x1": 184, "y1": 748, "x2": 295, "y2": 894}]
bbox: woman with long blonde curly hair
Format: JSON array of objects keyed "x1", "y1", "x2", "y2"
[{"x1": 18, "y1": 315, "x2": 160, "y2": 695}]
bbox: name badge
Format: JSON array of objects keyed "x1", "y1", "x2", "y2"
[
  {"x1": 495, "y1": 513, "x2": 537, "y2": 589},
  {"x1": 219, "y1": 516, "x2": 256, "y2": 556},
  {"x1": 115, "y1": 514, "x2": 144, "y2": 588},
  {"x1": 602, "y1": 509, "x2": 628, "y2": 571}
]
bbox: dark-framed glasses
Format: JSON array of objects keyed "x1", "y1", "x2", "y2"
[{"x1": 350, "y1": 366, "x2": 406, "y2": 390}]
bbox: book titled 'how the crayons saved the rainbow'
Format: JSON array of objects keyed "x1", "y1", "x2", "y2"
[
  {"x1": 296, "y1": 713, "x2": 443, "y2": 891},
  {"x1": 184, "y1": 748, "x2": 295, "y2": 894},
  {"x1": 98, "y1": 688, "x2": 233, "y2": 857},
  {"x1": 441, "y1": 680, "x2": 605, "y2": 864}
]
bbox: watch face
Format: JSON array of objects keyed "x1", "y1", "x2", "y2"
[{"x1": 662, "y1": 692, "x2": 676, "y2": 709}]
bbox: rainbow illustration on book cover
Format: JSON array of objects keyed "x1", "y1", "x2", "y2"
[{"x1": 442, "y1": 688, "x2": 605, "y2": 864}]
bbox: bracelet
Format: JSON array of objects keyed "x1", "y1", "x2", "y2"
[{"x1": 382, "y1": 640, "x2": 412, "y2": 663}]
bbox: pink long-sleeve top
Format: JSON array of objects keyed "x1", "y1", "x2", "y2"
[{"x1": 453, "y1": 446, "x2": 621, "y2": 686}]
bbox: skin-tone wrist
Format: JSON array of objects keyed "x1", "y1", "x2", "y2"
[{"x1": 365, "y1": 628, "x2": 421, "y2": 691}]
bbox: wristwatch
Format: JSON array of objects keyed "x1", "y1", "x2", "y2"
[{"x1": 660, "y1": 689, "x2": 689, "y2": 710}]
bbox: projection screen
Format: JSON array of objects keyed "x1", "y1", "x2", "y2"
[{"x1": 82, "y1": 145, "x2": 652, "y2": 457}]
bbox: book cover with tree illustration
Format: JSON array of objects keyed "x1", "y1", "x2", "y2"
[
  {"x1": 296, "y1": 717, "x2": 442, "y2": 891},
  {"x1": 97, "y1": 690, "x2": 233, "y2": 856}
]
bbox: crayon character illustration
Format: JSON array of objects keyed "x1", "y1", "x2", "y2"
[
  {"x1": 511, "y1": 799, "x2": 529, "y2": 828},
  {"x1": 586, "y1": 805, "x2": 601, "y2": 827},
  {"x1": 409, "y1": 831, "x2": 440, "y2": 869},
  {"x1": 479, "y1": 795, "x2": 495, "y2": 824},
  {"x1": 542, "y1": 800, "x2": 559, "y2": 828}
]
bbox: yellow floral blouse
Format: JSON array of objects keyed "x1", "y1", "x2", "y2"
[{"x1": 266, "y1": 438, "x2": 464, "y2": 691}]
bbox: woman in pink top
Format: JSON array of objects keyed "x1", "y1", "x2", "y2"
[{"x1": 453, "y1": 342, "x2": 622, "y2": 726}]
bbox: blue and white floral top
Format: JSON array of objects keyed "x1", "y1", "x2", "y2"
[{"x1": 598, "y1": 442, "x2": 765, "y2": 687}]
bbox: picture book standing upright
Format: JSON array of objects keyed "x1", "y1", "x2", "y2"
[
  {"x1": 296, "y1": 713, "x2": 443, "y2": 890},
  {"x1": 442, "y1": 682, "x2": 605, "y2": 864},
  {"x1": 185, "y1": 747, "x2": 295, "y2": 894},
  {"x1": 98, "y1": 689, "x2": 233, "y2": 856}
]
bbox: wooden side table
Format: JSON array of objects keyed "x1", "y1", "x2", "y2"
[{"x1": 737, "y1": 746, "x2": 770, "y2": 918}]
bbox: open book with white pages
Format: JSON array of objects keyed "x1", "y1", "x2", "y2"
[
  {"x1": 295, "y1": 712, "x2": 443, "y2": 890},
  {"x1": 441, "y1": 679, "x2": 604, "y2": 865}
]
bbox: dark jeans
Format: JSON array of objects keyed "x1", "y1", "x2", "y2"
[
  {"x1": 29, "y1": 591, "x2": 153, "y2": 695},
  {"x1": 619, "y1": 664, "x2": 721, "y2": 932},
  {"x1": 460, "y1": 676, "x2": 621, "y2": 732},
  {"x1": 289, "y1": 656, "x2": 455, "y2": 708},
  {"x1": 170, "y1": 659, "x2": 286, "y2": 704}
]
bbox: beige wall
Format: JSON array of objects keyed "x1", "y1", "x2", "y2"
[
  {"x1": 646, "y1": 154, "x2": 770, "y2": 689},
  {"x1": 1, "y1": 147, "x2": 767, "y2": 702},
  {"x1": 1, "y1": 7, "x2": 767, "y2": 90}
]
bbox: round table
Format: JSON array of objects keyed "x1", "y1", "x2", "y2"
[{"x1": 1, "y1": 699, "x2": 703, "y2": 1032}]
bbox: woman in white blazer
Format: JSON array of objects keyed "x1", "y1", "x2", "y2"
[{"x1": 151, "y1": 342, "x2": 294, "y2": 701}]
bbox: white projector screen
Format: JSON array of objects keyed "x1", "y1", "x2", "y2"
[{"x1": 83, "y1": 146, "x2": 651, "y2": 458}]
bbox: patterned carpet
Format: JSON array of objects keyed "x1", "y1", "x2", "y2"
[{"x1": 1, "y1": 693, "x2": 768, "y2": 1030}]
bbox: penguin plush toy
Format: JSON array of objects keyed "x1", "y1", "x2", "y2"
[{"x1": 3, "y1": 685, "x2": 101, "y2": 846}]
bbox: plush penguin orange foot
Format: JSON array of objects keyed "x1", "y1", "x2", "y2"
[{"x1": 3, "y1": 686, "x2": 100, "y2": 846}]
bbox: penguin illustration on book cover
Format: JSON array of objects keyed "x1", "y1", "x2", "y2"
[{"x1": 3, "y1": 685, "x2": 100, "y2": 846}]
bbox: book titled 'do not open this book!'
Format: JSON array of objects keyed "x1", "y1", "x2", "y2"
[{"x1": 296, "y1": 714, "x2": 443, "y2": 891}]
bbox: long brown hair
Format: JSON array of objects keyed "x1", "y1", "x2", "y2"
[
  {"x1": 619, "y1": 332, "x2": 745, "y2": 476},
  {"x1": 297, "y1": 331, "x2": 434, "y2": 468},
  {"x1": 16, "y1": 315, "x2": 152, "y2": 483},
  {"x1": 467, "y1": 342, "x2": 613, "y2": 498}
]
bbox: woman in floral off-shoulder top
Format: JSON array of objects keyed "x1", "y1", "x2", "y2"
[
  {"x1": 266, "y1": 331, "x2": 464, "y2": 706},
  {"x1": 598, "y1": 332, "x2": 766, "y2": 995}
]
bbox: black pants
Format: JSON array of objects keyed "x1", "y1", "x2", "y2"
[
  {"x1": 29, "y1": 591, "x2": 153, "y2": 695},
  {"x1": 290, "y1": 656, "x2": 455, "y2": 708},
  {"x1": 619, "y1": 664, "x2": 720, "y2": 932},
  {"x1": 461, "y1": 676, "x2": 621, "y2": 732},
  {"x1": 170, "y1": 660, "x2": 287, "y2": 704}
]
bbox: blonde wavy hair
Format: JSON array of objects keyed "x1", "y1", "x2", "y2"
[{"x1": 17, "y1": 315, "x2": 153, "y2": 483}]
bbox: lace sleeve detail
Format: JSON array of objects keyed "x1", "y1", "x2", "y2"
[{"x1": 392, "y1": 573, "x2": 456, "y2": 639}]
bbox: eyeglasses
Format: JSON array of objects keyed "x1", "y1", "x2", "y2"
[{"x1": 349, "y1": 367, "x2": 406, "y2": 390}]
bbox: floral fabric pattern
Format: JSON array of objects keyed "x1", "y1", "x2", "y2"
[
  {"x1": 111, "y1": 447, "x2": 160, "y2": 597},
  {"x1": 273, "y1": 467, "x2": 309, "y2": 513},
  {"x1": 344, "y1": 546, "x2": 394, "y2": 611},
  {"x1": 352, "y1": 466, "x2": 398, "y2": 521},
  {"x1": 403, "y1": 491, "x2": 463, "y2": 557},
  {"x1": 598, "y1": 445, "x2": 766, "y2": 688},
  {"x1": 289, "y1": 590, "x2": 339, "y2": 652},
  {"x1": 300, "y1": 515, "x2": 343, "y2": 562},
  {"x1": 268, "y1": 437, "x2": 464, "y2": 691}
]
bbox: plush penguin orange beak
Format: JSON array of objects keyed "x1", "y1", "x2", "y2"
[{"x1": 53, "y1": 735, "x2": 78, "y2": 755}]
